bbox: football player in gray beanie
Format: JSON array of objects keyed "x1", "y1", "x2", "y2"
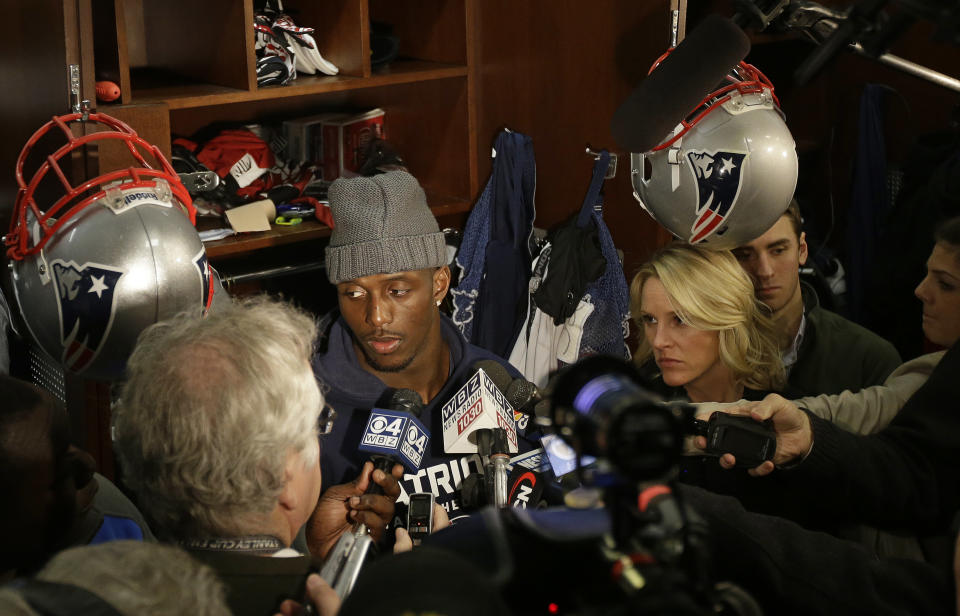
[
  {"x1": 323, "y1": 170, "x2": 451, "y2": 382},
  {"x1": 312, "y1": 170, "x2": 538, "y2": 524}
]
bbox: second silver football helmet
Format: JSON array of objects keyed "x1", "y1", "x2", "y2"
[
  {"x1": 5, "y1": 112, "x2": 213, "y2": 382},
  {"x1": 630, "y1": 58, "x2": 799, "y2": 249}
]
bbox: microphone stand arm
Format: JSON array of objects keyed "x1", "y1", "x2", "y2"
[
  {"x1": 475, "y1": 428, "x2": 511, "y2": 509},
  {"x1": 489, "y1": 429, "x2": 511, "y2": 509},
  {"x1": 740, "y1": 0, "x2": 960, "y2": 92}
]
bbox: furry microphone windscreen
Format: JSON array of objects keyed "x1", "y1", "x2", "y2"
[{"x1": 610, "y1": 14, "x2": 751, "y2": 153}]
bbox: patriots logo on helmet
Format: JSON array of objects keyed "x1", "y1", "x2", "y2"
[
  {"x1": 686, "y1": 150, "x2": 747, "y2": 243},
  {"x1": 193, "y1": 248, "x2": 212, "y2": 314},
  {"x1": 51, "y1": 260, "x2": 124, "y2": 374}
]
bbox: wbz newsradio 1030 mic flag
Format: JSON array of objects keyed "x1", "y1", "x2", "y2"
[{"x1": 441, "y1": 367, "x2": 519, "y2": 454}]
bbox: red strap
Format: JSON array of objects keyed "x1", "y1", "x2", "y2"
[{"x1": 637, "y1": 484, "x2": 672, "y2": 512}]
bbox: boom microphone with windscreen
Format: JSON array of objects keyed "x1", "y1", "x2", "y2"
[{"x1": 610, "y1": 14, "x2": 751, "y2": 153}]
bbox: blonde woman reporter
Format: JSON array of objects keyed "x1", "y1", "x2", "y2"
[{"x1": 630, "y1": 243, "x2": 786, "y2": 403}]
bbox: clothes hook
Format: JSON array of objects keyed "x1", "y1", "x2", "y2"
[{"x1": 585, "y1": 146, "x2": 617, "y2": 180}]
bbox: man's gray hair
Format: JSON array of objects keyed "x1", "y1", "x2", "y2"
[
  {"x1": 35, "y1": 541, "x2": 228, "y2": 615},
  {"x1": 114, "y1": 296, "x2": 321, "y2": 539}
]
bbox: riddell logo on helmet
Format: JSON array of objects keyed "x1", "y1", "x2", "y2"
[
  {"x1": 106, "y1": 190, "x2": 173, "y2": 216},
  {"x1": 122, "y1": 191, "x2": 159, "y2": 205},
  {"x1": 686, "y1": 150, "x2": 747, "y2": 243}
]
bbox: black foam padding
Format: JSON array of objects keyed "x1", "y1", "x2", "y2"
[
  {"x1": 610, "y1": 14, "x2": 751, "y2": 153},
  {"x1": 506, "y1": 378, "x2": 538, "y2": 412},
  {"x1": 389, "y1": 387, "x2": 425, "y2": 417},
  {"x1": 473, "y1": 359, "x2": 513, "y2": 392}
]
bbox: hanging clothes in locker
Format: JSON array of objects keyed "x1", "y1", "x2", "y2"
[
  {"x1": 509, "y1": 151, "x2": 631, "y2": 388},
  {"x1": 846, "y1": 84, "x2": 896, "y2": 323},
  {"x1": 451, "y1": 130, "x2": 536, "y2": 358}
]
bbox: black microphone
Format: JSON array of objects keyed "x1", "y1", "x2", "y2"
[
  {"x1": 388, "y1": 387, "x2": 424, "y2": 416},
  {"x1": 506, "y1": 466, "x2": 546, "y2": 509},
  {"x1": 475, "y1": 359, "x2": 543, "y2": 418},
  {"x1": 472, "y1": 359, "x2": 513, "y2": 393},
  {"x1": 610, "y1": 14, "x2": 751, "y2": 153},
  {"x1": 505, "y1": 377, "x2": 540, "y2": 414}
]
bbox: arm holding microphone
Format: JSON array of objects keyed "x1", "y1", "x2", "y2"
[
  {"x1": 690, "y1": 342, "x2": 960, "y2": 530},
  {"x1": 306, "y1": 460, "x2": 404, "y2": 560},
  {"x1": 311, "y1": 388, "x2": 432, "y2": 599}
]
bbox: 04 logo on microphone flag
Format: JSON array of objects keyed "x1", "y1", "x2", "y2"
[{"x1": 360, "y1": 409, "x2": 429, "y2": 470}]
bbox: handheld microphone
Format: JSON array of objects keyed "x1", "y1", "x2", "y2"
[
  {"x1": 440, "y1": 361, "x2": 518, "y2": 455},
  {"x1": 503, "y1": 371, "x2": 554, "y2": 428},
  {"x1": 506, "y1": 466, "x2": 546, "y2": 509},
  {"x1": 359, "y1": 388, "x2": 429, "y2": 479},
  {"x1": 505, "y1": 377, "x2": 540, "y2": 414},
  {"x1": 477, "y1": 359, "x2": 548, "y2": 431},
  {"x1": 320, "y1": 389, "x2": 429, "y2": 599},
  {"x1": 610, "y1": 14, "x2": 751, "y2": 153}
]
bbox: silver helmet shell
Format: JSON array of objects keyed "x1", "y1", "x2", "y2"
[
  {"x1": 630, "y1": 63, "x2": 798, "y2": 249},
  {"x1": 5, "y1": 113, "x2": 212, "y2": 381}
]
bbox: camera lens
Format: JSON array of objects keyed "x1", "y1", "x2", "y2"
[{"x1": 550, "y1": 355, "x2": 689, "y2": 482}]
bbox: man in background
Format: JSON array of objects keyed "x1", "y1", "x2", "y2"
[
  {"x1": 0, "y1": 375, "x2": 153, "y2": 582},
  {"x1": 732, "y1": 200, "x2": 901, "y2": 396}
]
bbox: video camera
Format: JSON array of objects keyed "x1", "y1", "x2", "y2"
[
  {"x1": 418, "y1": 355, "x2": 769, "y2": 614},
  {"x1": 545, "y1": 355, "x2": 775, "y2": 485},
  {"x1": 522, "y1": 354, "x2": 767, "y2": 615}
]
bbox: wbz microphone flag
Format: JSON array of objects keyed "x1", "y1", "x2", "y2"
[
  {"x1": 359, "y1": 409, "x2": 430, "y2": 471},
  {"x1": 441, "y1": 368, "x2": 518, "y2": 454}
]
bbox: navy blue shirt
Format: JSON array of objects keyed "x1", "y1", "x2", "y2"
[{"x1": 312, "y1": 314, "x2": 539, "y2": 522}]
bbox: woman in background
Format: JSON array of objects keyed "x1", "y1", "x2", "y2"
[
  {"x1": 794, "y1": 214, "x2": 960, "y2": 434},
  {"x1": 692, "y1": 215, "x2": 960, "y2": 562},
  {"x1": 630, "y1": 242, "x2": 785, "y2": 403}
]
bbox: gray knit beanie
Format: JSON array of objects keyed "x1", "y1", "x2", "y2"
[{"x1": 324, "y1": 170, "x2": 447, "y2": 284}]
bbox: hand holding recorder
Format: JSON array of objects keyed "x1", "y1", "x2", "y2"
[{"x1": 692, "y1": 394, "x2": 813, "y2": 476}]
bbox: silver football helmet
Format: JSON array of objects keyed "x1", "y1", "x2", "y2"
[
  {"x1": 630, "y1": 57, "x2": 798, "y2": 249},
  {"x1": 4, "y1": 112, "x2": 213, "y2": 381}
]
